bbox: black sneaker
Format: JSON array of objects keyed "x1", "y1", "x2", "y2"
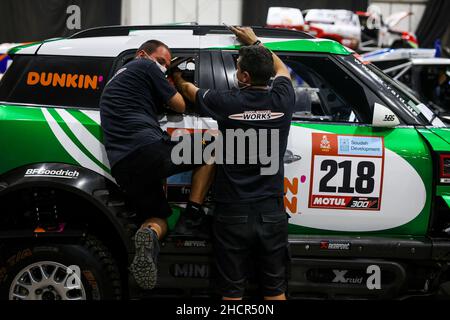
[{"x1": 129, "y1": 227, "x2": 160, "y2": 290}]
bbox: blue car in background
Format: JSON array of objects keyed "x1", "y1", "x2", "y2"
[{"x1": 0, "y1": 43, "x2": 17, "y2": 79}]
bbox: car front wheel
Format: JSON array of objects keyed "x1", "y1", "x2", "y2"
[{"x1": 0, "y1": 236, "x2": 122, "y2": 300}]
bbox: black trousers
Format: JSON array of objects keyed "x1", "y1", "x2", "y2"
[
  {"x1": 212, "y1": 197, "x2": 290, "y2": 298},
  {"x1": 111, "y1": 137, "x2": 199, "y2": 220}
]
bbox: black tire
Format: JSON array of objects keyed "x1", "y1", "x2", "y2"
[{"x1": 0, "y1": 235, "x2": 122, "y2": 300}]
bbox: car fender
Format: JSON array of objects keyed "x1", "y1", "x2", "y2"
[{"x1": 0, "y1": 162, "x2": 134, "y2": 252}]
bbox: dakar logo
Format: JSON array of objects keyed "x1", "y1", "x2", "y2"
[
  {"x1": 320, "y1": 135, "x2": 331, "y2": 151},
  {"x1": 26, "y1": 72, "x2": 103, "y2": 90}
]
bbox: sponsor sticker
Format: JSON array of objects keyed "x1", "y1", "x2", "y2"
[
  {"x1": 309, "y1": 133, "x2": 385, "y2": 210},
  {"x1": 175, "y1": 240, "x2": 207, "y2": 248},
  {"x1": 24, "y1": 168, "x2": 80, "y2": 179},
  {"x1": 228, "y1": 110, "x2": 284, "y2": 121},
  {"x1": 320, "y1": 241, "x2": 351, "y2": 250},
  {"x1": 26, "y1": 72, "x2": 102, "y2": 90},
  {"x1": 337, "y1": 136, "x2": 383, "y2": 157},
  {"x1": 170, "y1": 263, "x2": 210, "y2": 278}
]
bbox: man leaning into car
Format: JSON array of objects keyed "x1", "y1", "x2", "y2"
[
  {"x1": 173, "y1": 26, "x2": 295, "y2": 300},
  {"x1": 99, "y1": 40, "x2": 214, "y2": 290}
]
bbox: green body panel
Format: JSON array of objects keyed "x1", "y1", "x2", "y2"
[
  {"x1": 0, "y1": 104, "x2": 74, "y2": 173},
  {"x1": 68, "y1": 109, "x2": 104, "y2": 141},
  {"x1": 427, "y1": 128, "x2": 450, "y2": 147},
  {"x1": 287, "y1": 122, "x2": 433, "y2": 236},
  {"x1": 417, "y1": 128, "x2": 450, "y2": 151},
  {"x1": 0, "y1": 108, "x2": 442, "y2": 236},
  {"x1": 214, "y1": 39, "x2": 351, "y2": 55},
  {"x1": 437, "y1": 186, "x2": 450, "y2": 197},
  {"x1": 46, "y1": 108, "x2": 109, "y2": 173},
  {"x1": 417, "y1": 128, "x2": 450, "y2": 207},
  {"x1": 0, "y1": 104, "x2": 107, "y2": 175},
  {"x1": 441, "y1": 195, "x2": 450, "y2": 209}
]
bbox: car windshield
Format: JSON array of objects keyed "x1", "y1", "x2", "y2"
[{"x1": 339, "y1": 55, "x2": 446, "y2": 127}]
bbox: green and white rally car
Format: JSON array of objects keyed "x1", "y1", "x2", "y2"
[{"x1": 1, "y1": 25, "x2": 450, "y2": 300}]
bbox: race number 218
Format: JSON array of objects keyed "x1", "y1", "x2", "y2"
[{"x1": 309, "y1": 133, "x2": 384, "y2": 210}]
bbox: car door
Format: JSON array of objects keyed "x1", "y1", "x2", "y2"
[{"x1": 219, "y1": 51, "x2": 433, "y2": 237}]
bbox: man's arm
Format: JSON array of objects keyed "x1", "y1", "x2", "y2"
[
  {"x1": 166, "y1": 92, "x2": 187, "y2": 113},
  {"x1": 172, "y1": 72, "x2": 199, "y2": 103},
  {"x1": 147, "y1": 62, "x2": 187, "y2": 113},
  {"x1": 229, "y1": 26, "x2": 290, "y2": 79}
]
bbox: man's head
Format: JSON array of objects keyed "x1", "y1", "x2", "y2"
[
  {"x1": 136, "y1": 40, "x2": 172, "y2": 71},
  {"x1": 236, "y1": 45, "x2": 274, "y2": 87}
]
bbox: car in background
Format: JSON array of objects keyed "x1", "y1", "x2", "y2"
[
  {"x1": 266, "y1": 7, "x2": 361, "y2": 50},
  {"x1": 0, "y1": 43, "x2": 18, "y2": 80},
  {"x1": 362, "y1": 48, "x2": 450, "y2": 121},
  {"x1": 302, "y1": 9, "x2": 361, "y2": 50},
  {"x1": 357, "y1": 5, "x2": 418, "y2": 51}
]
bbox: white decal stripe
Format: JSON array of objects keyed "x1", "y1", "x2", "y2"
[
  {"x1": 41, "y1": 108, "x2": 115, "y2": 182},
  {"x1": 56, "y1": 109, "x2": 111, "y2": 169},
  {"x1": 80, "y1": 109, "x2": 101, "y2": 125}
]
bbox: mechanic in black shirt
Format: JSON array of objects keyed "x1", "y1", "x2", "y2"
[
  {"x1": 100, "y1": 40, "x2": 214, "y2": 290},
  {"x1": 173, "y1": 27, "x2": 295, "y2": 300}
]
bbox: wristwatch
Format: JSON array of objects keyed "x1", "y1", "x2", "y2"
[{"x1": 252, "y1": 39, "x2": 262, "y2": 46}]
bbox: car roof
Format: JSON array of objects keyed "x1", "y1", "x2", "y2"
[{"x1": 9, "y1": 25, "x2": 351, "y2": 57}]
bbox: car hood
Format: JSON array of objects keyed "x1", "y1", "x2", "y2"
[
  {"x1": 417, "y1": 127, "x2": 450, "y2": 152},
  {"x1": 428, "y1": 128, "x2": 450, "y2": 147}
]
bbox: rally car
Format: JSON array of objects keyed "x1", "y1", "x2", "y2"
[
  {"x1": 357, "y1": 6, "x2": 418, "y2": 51},
  {"x1": 266, "y1": 7, "x2": 361, "y2": 50},
  {"x1": 362, "y1": 48, "x2": 450, "y2": 121},
  {"x1": 1, "y1": 25, "x2": 450, "y2": 300}
]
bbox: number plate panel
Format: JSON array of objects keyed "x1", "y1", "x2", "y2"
[{"x1": 309, "y1": 133, "x2": 385, "y2": 210}]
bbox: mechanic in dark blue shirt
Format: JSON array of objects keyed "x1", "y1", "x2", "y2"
[
  {"x1": 100, "y1": 40, "x2": 214, "y2": 290},
  {"x1": 173, "y1": 27, "x2": 295, "y2": 300}
]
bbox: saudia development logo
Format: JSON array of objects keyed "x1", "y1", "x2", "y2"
[
  {"x1": 26, "y1": 72, "x2": 103, "y2": 90},
  {"x1": 228, "y1": 110, "x2": 284, "y2": 121}
]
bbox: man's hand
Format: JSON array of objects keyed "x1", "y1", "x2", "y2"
[
  {"x1": 229, "y1": 26, "x2": 258, "y2": 46},
  {"x1": 163, "y1": 65, "x2": 188, "y2": 113},
  {"x1": 172, "y1": 71, "x2": 199, "y2": 103},
  {"x1": 172, "y1": 70, "x2": 183, "y2": 85},
  {"x1": 230, "y1": 26, "x2": 290, "y2": 79}
]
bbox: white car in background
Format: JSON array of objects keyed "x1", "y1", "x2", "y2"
[
  {"x1": 357, "y1": 5, "x2": 418, "y2": 51},
  {"x1": 303, "y1": 9, "x2": 361, "y2": 50},
  {"x1": 266, "y1": 7, "x2": 361, "y2": 50}
]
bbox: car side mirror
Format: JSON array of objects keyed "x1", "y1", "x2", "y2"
[{"x1": 372, "y1": 103, "x2": 400, "y2": 128}]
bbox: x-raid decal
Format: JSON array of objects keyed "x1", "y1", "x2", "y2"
[{"x1": 41, "y1": 108, "x2": 115, "y2": 181}]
